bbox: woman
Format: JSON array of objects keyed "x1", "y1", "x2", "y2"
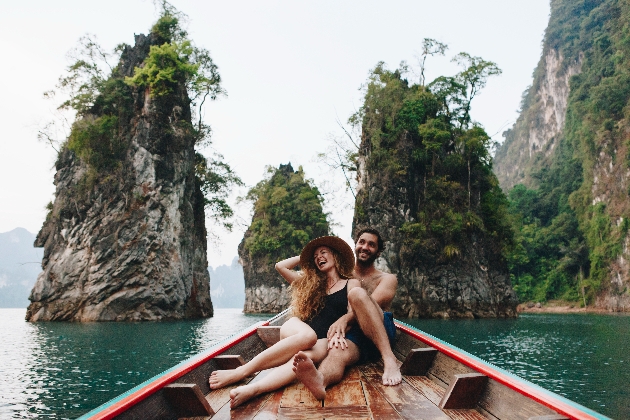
[{"x1": 208, "y1": 236, "x2": 360, "y2": 408}]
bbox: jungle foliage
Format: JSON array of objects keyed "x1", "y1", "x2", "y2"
[
  {"x1": 352, "y1": 45, "x2": 512, "y2": 264},
  {"x1": 243, "y1": 164, "x2": 330, "y2": 263},
  {"x1": 44, "y1": 3, "x2": 239, "y2": 228},
  {"x1": 504, "y1": 0, "x2": 630, "y2": 304}
]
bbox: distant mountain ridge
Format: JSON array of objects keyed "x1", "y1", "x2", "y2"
[
  {"x1": 0, "y1": 228, "x2": 43, "y2": 308},
  {"x1": 209, "y1": 256, "x2": 245, "y2": 308}
]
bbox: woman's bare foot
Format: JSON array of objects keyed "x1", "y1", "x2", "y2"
[
  {"x1": 292, "y1": 351, "x2": 326, "y2": 400},
  {"x1": 209, "y1": 367, "x2": 246, "y2": 390},
  {"x1": 230, "y1": 384, "x2": 259, "y2": 408},
  {"x1": 382, "y1": 355, "x2": 402, "y2": 386}
]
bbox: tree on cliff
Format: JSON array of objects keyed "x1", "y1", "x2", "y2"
[
  {"x1": 238, "y1": 163, "x2": 330, "y2": 313},
  {"x1": 40, "y1": 3, "x2": 241, "y2": 232},
  {"x1": 349, "y1": 51, "x2": 517, "y2": 318},
  {"x1": 354, "y1": 58, "x2": 512, "y2": 264}
]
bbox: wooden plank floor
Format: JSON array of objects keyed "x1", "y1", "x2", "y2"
[{"x1": 204, "y1": 363, "x2": 488, "y2": 420}]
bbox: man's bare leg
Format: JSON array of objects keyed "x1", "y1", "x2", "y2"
[
  {"x1": 230, "y1": 339, "x2": 328, "y2": 408},
  {"x1": 210, "y1": 317, "x2": 317, "y2": 389},
  {"x1": 348, "y1": 287, "x2": 402, "y2": 385},
  {"x1": 293, "y1": 341, "x2": 360, "y2": 400}
]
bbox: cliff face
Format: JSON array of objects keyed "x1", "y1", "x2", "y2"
[
  {"x1": 351, "y1": 66, "x2": 518, "y2": 319},
  {"x1": 27, "y1": 32, "x2": 213, "y2": 321},
  {"x1": 354, "y1": 156, "x2": 518, "y2": 319},
  {"x1": 494, "y1": 49, "x2": 582, "y2": 190},
  {"x1": 494, "y1": 0, "x2": 630, "y2": 311},
  {"x1": 238, "y1": 239, "x2": 291, "y2": 313},
  {"x1": 239, "y1": 164, "x2": 329, "y2": 313}
]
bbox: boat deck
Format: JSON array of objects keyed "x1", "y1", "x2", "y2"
[
  {"x1": 203, "y1": 361, "x2": 486, "y2": 420},
  {"x1": 98, "y1": 317, "x2": 582, "y2": 420}
]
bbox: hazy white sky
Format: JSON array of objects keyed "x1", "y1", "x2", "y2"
[{"x1": 0, "y1": 0, "x2": 549, "y2": 268}]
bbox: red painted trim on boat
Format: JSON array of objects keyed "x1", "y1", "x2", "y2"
[
  {"x1": 86, "y1": 320, "x2": 269, "y2": 420},
  {"x1": 395, "y1": 322, "x2": 600, "y2": 420}
]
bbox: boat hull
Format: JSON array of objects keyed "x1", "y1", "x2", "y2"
[{"x1": 79, "y1": 311, "x2": 609, "y2": 420}]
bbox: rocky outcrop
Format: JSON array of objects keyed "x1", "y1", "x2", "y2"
[
  {"x1": 494, "y1": 48, "x2": 582, "y2": 191},
  {"x1": 239, "y1": 227, "x2": 290, "y2": 314},
  {"x1": 354, "y1": 157, "x2": 518, "y2": 319},
  {"x1": 239, "y1": 163, "x2": 329, "y2": 313},
  {"x1": 493, "y1": 0, "x2": 630, "y2": 311},
  {"x1": 26, "y1": 32, "x2": 212, "y2": 321}
]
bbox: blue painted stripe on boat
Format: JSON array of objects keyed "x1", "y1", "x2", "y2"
[{"x1": 395, "y1": 320, "x2": 611, "y2": 420}]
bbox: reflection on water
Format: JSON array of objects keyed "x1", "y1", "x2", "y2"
[
  {"x1": 1, "y1": 310, "x2": 627, "y2": 419},
  {"x1": 0, "y1": 308, "x2": 269, "y2": 419},
  {"x1": 403, "y1": 313, "x2": 629, "y2": 419}
]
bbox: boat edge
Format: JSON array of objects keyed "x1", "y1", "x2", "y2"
[
  {"x1": 395, "y1": 320, "x2": 611, "y2": 420},
  {"x1": 78, "y1": 310, "x2": 288, "y2": 420}
]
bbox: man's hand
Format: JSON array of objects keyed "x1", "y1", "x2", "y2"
[
  {"x1": 327, "y1": 333, "x2": 349, "y2": 350},
  {"x1": 327, "y1": 316, "x2": 349, "y2": 340}
]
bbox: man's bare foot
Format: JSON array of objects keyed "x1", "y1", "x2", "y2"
[
  {"x1": 230, "y1": 384, "x2": 258, "y2": 408},
  {"x1": 209, "y1": 367, "x2": 245, "y2": 389},
  {"x1": 382, "y1": 355, "x2": 402, "y2": 386},
  {"x1": 292, "y1": 351, "x2": 326, "y2": 400}
]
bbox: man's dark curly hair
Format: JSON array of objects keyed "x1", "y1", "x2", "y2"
[{"x1": 354, "y1": 227, "x2": 385, "y2": 252}]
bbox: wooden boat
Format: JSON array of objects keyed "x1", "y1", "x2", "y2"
[{"x1": 79, "y1": 309, "x2": 609, "y2": 420}]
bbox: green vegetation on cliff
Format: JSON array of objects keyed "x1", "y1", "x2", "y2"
[
  {"x1": 43, "y1": 4, "x2": 240, "y2": 229},
  {"x1": 352, "y1": 52, "x2": 512, "y2": 264},
  {"x1": 503, "y1": 0, "x2": 630, "y2": 304},
  {"x1": 242, "y1": 164, "x2": 330, "y2": 263}
]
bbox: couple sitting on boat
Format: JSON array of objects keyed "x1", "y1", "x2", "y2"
[{"x1": 209, "y1": 228, "x2": 401, "y2": 408}]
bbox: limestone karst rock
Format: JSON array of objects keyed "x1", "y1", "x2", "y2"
[
  {"x1": 493, "y1": 49, "x2": 582, "y2": 191},
  {"x1": 239, "y1": 164, "x2": 330, "y2": 313},
  {"x1": 354, "y1": 165, "x2": 518, "y2": 318},
  {"x1": 27, "y1": 30, "x2": 213, "y2": 321},
  {"x1": 494, "y1": 0, "x2": 630, "y2": 311},
  {"x1": 352, "y1": 65, "x2": 518, "y2": 319}
]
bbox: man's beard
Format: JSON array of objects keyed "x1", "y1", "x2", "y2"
[{"x1": 356, "y1": 251, "x2": 378, "y2": 267}]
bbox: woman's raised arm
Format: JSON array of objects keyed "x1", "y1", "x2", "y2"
[{"x1": 275, "y1": 255, "x2": 302, "y2": 284}]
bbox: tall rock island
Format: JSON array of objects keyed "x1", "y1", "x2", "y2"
[
  {"x1": 494, "y1": 0, "x2": 630, "y2": 311},
  {"x1": 239, "y1": 164, "x2": 330, "y2": 313},
  {"x1": 352, "y1": 63, "x2": 518, "y2": 318},
  {"x1": 27, "y1": 13, "x2": 221, "y2": 321}
]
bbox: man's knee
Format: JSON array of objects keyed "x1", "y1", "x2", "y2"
[
  {"x1": 348, "y1": 287, "x2": 370, "y2": 305},
  {"x1": 327, "y1": 345, "x2": 360, "y2": 366}
]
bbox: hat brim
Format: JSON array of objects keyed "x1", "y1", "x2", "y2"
[{"x1": 300, "y1": 236, "x2": 355, "y2": 279}]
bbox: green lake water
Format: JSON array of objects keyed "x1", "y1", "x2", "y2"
[{"x1": 0, "y1": 308, "x2": 627, "y2": 419}]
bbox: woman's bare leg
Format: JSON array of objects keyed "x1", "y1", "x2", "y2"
[
  {"x1": 210, "y1": 317, "x2": 317, "y2": 389},
  {"x1": 229, "y1": 338, "x2": 329, "y2": 408}
]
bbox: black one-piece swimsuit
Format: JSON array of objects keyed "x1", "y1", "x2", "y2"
[{"x1": 307, "y1": 281, "x2": 349, "y2": 339}]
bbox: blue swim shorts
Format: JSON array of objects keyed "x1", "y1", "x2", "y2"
[{"x1": 345, "y1": 311, "x2": 396, "y2": 364}]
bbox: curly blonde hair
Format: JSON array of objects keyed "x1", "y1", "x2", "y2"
[{"x1": 290, "y1": 247, "x2": 347, "y2": 321}]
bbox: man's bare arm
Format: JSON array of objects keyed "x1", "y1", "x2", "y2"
[{"x1": 368, "y1": 273, "x2": 397, "y2": 311}]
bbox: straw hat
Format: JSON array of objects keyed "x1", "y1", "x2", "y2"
[{"x1": 299, "y1": 236, "x2": 355, "y2": 279}]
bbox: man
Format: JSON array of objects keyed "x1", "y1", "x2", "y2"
[{"x1": 292, "y1": 227, "x2": 402, "y2": 400}]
